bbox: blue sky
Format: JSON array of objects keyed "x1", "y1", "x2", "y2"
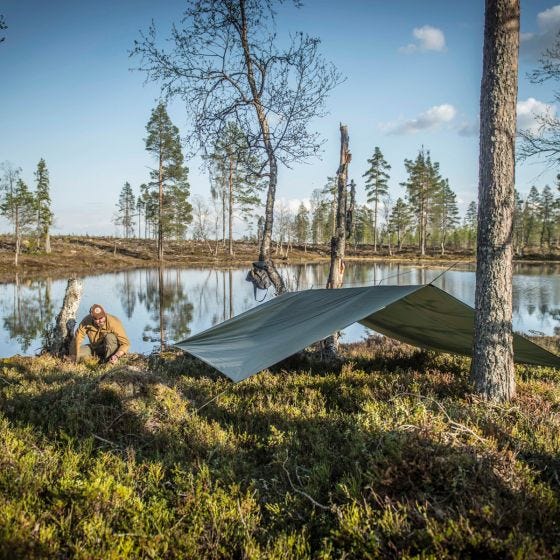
[{"x1": 0, "y1": 0, "x2": 559, "y2": 236}]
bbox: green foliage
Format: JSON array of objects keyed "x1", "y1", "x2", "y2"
[
  {"x1": 34, "y1": 158, "x2": 53, "y2": 247},
  {"x1": 294, "y1": 203, "x2": 310, "y2": 245},
  {"x1": 401, "y1": 149, "x2": 446, "y2": 255},
  {"x1": 144, "y1": 102, "x2": 192, "y2": 247},
  {"x1": 0, "y1": 343, "x2": 559, "y2": 557},
  {"x1": 514, "y1": 185, "x2": 560, "y2": 253},
  {"x1": 114, "y1": 182, "x2": 136, "y2": 238},
  {"x1": 363, "y1": 147, "x2": 391, "y2": 251},
  {"x1": 0, "y1": 178, "x2": 37, "y2": 263},
  {"x1": 207, "y1": 122, "x2": 264, "y2": 239},
  {"x1": 387, "y1": 198, "x2": 411, "y2": 250}
]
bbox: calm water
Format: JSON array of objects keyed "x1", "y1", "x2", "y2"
[{"x1": 1, "y1": 262, "x2": 559, "y2": 357}]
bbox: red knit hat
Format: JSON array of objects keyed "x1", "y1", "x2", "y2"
[{"x1": 89, "y1": 304, "x2": 106, "y2": 319}]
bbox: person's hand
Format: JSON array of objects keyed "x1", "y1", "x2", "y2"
[{"x1": 109, "y1": 354, "x2": 120, "y2": 364}]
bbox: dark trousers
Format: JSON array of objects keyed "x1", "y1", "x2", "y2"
[{"x1": 77, "y1": 333, "x2": 118, "y2": 362}]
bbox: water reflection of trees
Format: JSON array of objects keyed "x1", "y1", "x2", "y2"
[
  {"x1": 1, "y1": 277, "x2": 54, "y2": 352},
  {"x1": 116, "y1": 270, "x2": 137, "y2": 318},
  {"x1": 137, "y1": 267, "x2": 194, "y2": 347},
  {"x1": 1, "y1": 262, "x2": 559, "y2": 356}
]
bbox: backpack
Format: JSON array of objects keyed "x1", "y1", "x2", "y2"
[{"x1": 246, "y1": 262, "x2": 272, "y2": 299}]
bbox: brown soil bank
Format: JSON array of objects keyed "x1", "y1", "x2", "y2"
[{"x1": 0, "y1": 234, "x2": 558, "y2": 282}]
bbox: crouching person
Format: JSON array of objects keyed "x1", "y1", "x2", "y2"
[{"x1": 70, "y1": 304, "x2": 130, "y2": 364}]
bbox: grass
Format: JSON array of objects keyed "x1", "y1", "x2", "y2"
[{"x1": 0, "y1": 340, "x2": 559, "y2": 558}]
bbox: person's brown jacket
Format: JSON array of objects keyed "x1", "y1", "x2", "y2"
[{"x1": 70, "y1": 313, "x2": 130, "y2": 358}]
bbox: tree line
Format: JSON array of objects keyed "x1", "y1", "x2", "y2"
[
  {"x1": 0, "y1": 159, "x2": 53, "y2": 265},
  {"x1": 114, "y1": 136, "x2": 557, "y2": 259}
]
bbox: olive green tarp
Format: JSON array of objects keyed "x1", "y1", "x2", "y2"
[{"x1": 175, "y1": 284, "x2": 560, "y2": 382}]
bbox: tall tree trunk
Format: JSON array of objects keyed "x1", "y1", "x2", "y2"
[
  {"x1": 373, "y1": 197, "x2": 378, "y2": 253},
  {"x1": 42, "y1": 278, "x2": 83, "y2": 356},
  {"x1": 158, "y1": 150, "x2": 164, "y2": 262},
  {"x1": 239, "y1": 0, "x2": 285, "y2": 294},
  {"x1": 44, "y1": 231, "x2": 51, "y2": 254},
  {"x1": 327, "y1": 124, "x2": 350, "y2": 290},
  {"x1": 14, "y1": 207, "x2": 20, "y2": 267},
  {"x1": 228, "y1": 155, "x2": 234, "y2": 256},
  {"x1": 222, "y1": 185, "x2": 227, "y2": 246},
  {"x1": 324, "y1": 124, "x2": 350, "y2": 358},
  {"x1": 472, "y1": 0, "x2": 519, "y2": 401}
]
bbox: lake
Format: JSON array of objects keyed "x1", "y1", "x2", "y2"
[{"x1": 1, "y1": 261, "x2": 559, "y2": 357}]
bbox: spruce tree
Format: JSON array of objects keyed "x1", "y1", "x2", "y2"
[
  {"x1": 363, "y1": 147, "x2": 391, "y2": 252},
  {"x1": 35, "y1": 158, "x2": 53, "y2": 253},
  {"x1": 145, "y1": 102, "x2": 191, "y2": 260},
  {"x1": 115, "y1": 182, "x2": 136, "y2": 238}
]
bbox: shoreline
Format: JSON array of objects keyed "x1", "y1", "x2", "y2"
[{"x1": 0, "y1": 235, "x2": 558, "y2": 283}]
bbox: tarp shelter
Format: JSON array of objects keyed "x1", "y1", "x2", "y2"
[{"x1": 175, "y1": 284, "x2": 560, "y2": 382}]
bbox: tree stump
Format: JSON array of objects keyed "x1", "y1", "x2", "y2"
[{"x1": 42, "y1": 278, "x2": 83, "y2": 356}]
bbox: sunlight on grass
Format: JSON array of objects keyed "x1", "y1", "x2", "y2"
[{"x1": 0, "y1": 339, "x2": 558, "y2": 558}]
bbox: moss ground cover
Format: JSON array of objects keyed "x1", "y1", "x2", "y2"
[{"x1": 0, "y1": 340, "x2": 559, "y2": 558}]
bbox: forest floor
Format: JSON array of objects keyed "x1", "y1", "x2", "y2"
[
  {"x1": 0, "y1": 234, "x2": 558, "y2": 282},
  {"x1": 0, "y1": 339, "x2": 559, "y2": 558}
]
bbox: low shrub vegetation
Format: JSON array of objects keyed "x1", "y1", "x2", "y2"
[{"x1": 0, "y1": 339, "x2": 559, "y2": 558}]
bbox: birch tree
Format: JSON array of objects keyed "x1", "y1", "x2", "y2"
[
  {"x1": 132, "y1": 0, "x2": 340, "y2": 293},
  {"x1": 1, "y1": 179, "x2": 36, "y2": 266}
]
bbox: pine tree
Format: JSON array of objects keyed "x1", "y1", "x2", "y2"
[
  {"x1": 540, "y1": 185, "x2": 555, "y2": 249},
  {"x1": 464, "y1": 201, "x2": 478, "y2": 250},
  {"x1": 432, "y1": 179, "x2": 459, "y2": 255},
  {"x1": 523, "y1": 186, "x2": 541, "y2": 247},
  {"x1": 115, "y1": 182, "x2": 136, "y2": 238},
  {"x1": 472, "y1": 0, "x2": 519, "y2": 401},
  {"x1": 34, "y1": 158, "x2": 53, "y2": 253},
  {"x1": 401, "y1": 148, "x2": 443, "y2": 255},
  {"x1": 145, "y1": 102, "x2": 192, "y2": 260},
  {"x1": 388, "y1": 198, "x2": 411, "y2": 251},
  {"x1": 363, "y1": 147, "x2": 391, "y2": 252}
]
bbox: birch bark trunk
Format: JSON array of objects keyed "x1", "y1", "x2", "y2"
[{"x1": 42, "y1": 278, "x2": 83, "y2": 356}]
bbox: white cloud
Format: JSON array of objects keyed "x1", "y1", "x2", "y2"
[
  {"x1": 521, "y1": 5, "x2": 560, "y2": 60},
  {"x1": 384, "y1": 104, "x2": 457, "y2": 135},
  {"x1": 399, "y1": 25, "x2": 446, "y2": 54},
  {"x1": 517, "y1": 97, "x2": 556, "y2": 134},
  {"x1": 537, "y1": 5, "x2": 560, "y2": 31}
]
